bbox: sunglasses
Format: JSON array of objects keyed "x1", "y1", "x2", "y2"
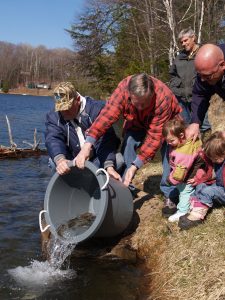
[{"x1": 54, "y1": 93, "x2": 66, "y2": 101}]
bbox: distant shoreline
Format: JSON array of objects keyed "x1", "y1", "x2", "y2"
[{"x1": 0, "y1": 87, "x2": 52, "y2": 97}]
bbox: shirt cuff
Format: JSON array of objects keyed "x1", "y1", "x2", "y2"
[
  {"x1": 85, "y1": 136, "x2": 97, "y2": 144},
  {"x1": 54, "y1": 154, "x2": 66, "y2": 163},
  {"x1": 133, "y1": 156, "x2": 144, "y2": 169},
  {"x1": 190, "y1": 116, "x2": 201, "y2": 124},
  {"x1": 104, "y1": 160, "x2": 114, "y2": 169}
]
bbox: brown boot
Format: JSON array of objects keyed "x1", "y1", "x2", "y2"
[{"x1": 178, "y1": 197, "x2": 209, "y2": 230}]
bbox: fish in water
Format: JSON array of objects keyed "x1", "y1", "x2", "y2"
[{"x1": 57, "y1": 212, "x2": 96, "y2": 238}]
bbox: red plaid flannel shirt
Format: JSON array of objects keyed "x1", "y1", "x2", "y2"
[{"x1": 87, "y1": 75, "x2": 182, "y2": 164}]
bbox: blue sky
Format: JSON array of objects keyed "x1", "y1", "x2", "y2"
[{"x1": 0, "y1": 0, "x2": 86, "y2": 49}]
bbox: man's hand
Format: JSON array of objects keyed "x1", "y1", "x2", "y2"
[
  {"x1": 186, "y1": 123, "x2": 200, "y2": 142},
  {"x1": 106, "y1": 166, "x2": 122, "y2": 182},
  {"x1": 123, "y1": 164, "x2": 137, "y2": 187},
  {"x1": 74, "y1": 142, "x2": 92, "y2": 169},
  {"x1": 56, "y1": 158, "x2": 71, "y2": 175}
]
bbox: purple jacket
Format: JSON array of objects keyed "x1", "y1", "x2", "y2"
[{"x1": 191, "y1": 44, "x2": 225, "y2": 125}]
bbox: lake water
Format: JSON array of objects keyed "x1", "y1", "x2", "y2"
[{"x1": 0, "y1": 94, "x2": 144, "y2": 300}]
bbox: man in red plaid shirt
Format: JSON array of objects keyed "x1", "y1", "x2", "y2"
[{"x1": 75, "y1": 73, "x2": 182, "y2": 190}]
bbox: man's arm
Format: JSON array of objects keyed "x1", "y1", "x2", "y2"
[
  {"x1": 45, "y1": 112, "x2": 68, "y2": 160},
  {"x1": 187, "y1": 74, "x2": 214, "y2": 140},
  {"x1": 75, "y1": 78, "x2": 129, "y2": 168},
  {"x1": 74, "y1": 142, "x2": 92, "y2": 169},
  {"x1": 191, "y1": 77, "x2": 213, "y2": 125},
  {"x1": 45, "y1": 112, "x2": 72, "y2": 175}
]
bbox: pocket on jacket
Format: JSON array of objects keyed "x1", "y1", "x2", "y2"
[
  {"x1": 173, "y1": 164, "x2": 187, "y2": 181},
  {"x1": 169, "y1": 77, "x2": 182, "y2": 88}
]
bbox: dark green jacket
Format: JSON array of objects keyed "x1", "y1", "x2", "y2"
[{"x1": 169, "y1": 48, "x2": 198, "y2": 102}]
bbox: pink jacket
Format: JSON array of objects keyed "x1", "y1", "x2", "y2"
[{"x1": 168, "y1": 139, "x2": 213, "y2": 185}]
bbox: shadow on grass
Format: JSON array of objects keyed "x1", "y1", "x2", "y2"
[{"x1": 133, "y1": 174, "x2": 162, "y2": 212}]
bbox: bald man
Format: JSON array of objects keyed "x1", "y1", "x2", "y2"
[{"x1": 187, "y1": 43, "x2": 225, "y2": 140}]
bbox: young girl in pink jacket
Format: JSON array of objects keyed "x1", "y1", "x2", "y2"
[{"x1": 162, "y1": 118, "x2": 213, "y2": 222}]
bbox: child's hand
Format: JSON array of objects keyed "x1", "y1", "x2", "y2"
[{"x1": 187, "y1": 178, "x2": 196, "y2": 186}]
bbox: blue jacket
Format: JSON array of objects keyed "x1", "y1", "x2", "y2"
[
  {"x1": 45, "y1": 96, "x2": 120, "y2": 168},
  {"x1": 191, "y1": 44, "x2": 225, "y2": 124},
  {"x1": 215, "y1": 160, "x2": 225, "y2": 188}
]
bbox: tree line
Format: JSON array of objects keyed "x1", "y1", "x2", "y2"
[
  {"x1": 1, "y1": 0, "x2": 224, "y2": 98},
  {"x1": 0, "y1": 42, "x2": 75, "y2": 92},
  {"x1": 67, "y1": 0, "x2": 224, "y2": 97}
]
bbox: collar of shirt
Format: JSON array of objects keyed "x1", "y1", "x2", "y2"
[
  {"x1": 221, "y1": 74, "x2": 225, "y2": 90},
  {"x1": 76, "y1": 93, "x2": 86, "y2": 122}
]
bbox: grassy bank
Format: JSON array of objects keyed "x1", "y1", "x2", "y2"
[
  {"x1": 131, "y1": 159, "x2": 225, "y2": 300},
  {"x1": 129, "y1": 94, "x2": 225, "y2": 299}
]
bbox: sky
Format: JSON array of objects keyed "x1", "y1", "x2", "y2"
[{"x1": 0, "y1": 0, "x2": 86, "y2": 50}]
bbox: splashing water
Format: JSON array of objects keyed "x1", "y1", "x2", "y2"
[
  {"x1": 48, "y1": 236, "x2": 76, "y2": 269},
  {"x1": 8, "y1": 260, "x2": 75, "y2": 288},
  {"x1": 8, "y1": 237, "x2": 76, "y2": 288}
]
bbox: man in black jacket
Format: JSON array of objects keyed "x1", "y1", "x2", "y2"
[{"x1": 45, "y1": 82, "x2": 122, "y2": 180}]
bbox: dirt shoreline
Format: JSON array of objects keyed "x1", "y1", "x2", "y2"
[{"x1": 0, "y1": 87, "x2": 53, "y2": 97}]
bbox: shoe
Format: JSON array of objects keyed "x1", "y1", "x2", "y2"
[
  {"x1": 178, "y1": 197, "x2": 209, "y2": 230},
  {"x1": 162, "y1": 198, "x2": 177, "y2": 218},
  {"x1": 178, "y1": 214, "x2": 204, "y2": 230},
  {"x1": 168, "y1": 211, "x2": 186, "y2": 222}
]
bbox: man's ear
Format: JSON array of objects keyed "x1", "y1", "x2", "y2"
[{"x1": 220, "y1": 60, "x2": 225, "y2": 70}]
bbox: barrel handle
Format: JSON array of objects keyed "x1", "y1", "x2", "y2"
[
  {"x1": 96, "y1": 168, "x2": 109, "y2": 190},
  {"x1": 39, "y1": 210, "x2": 51, "y2": 232}
]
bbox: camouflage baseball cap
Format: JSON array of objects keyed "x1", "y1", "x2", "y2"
[{"x1": 53, "y1": 82, "x2": 78, "y2": 111}]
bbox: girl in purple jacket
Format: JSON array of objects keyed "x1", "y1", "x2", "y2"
[{"x1": 179, "y1": 131, "x2": 225, "y2": 230}]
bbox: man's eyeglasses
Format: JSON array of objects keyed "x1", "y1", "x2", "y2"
[{"x1": 199, "y1": 62, "x2": 222, "y2": 81}]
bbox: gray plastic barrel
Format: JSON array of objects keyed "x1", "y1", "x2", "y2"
[{"x1": 39, "y1": 161, "x2": 133, "y2": 244}]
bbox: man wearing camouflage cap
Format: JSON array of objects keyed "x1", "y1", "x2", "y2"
[{"x1": 45, "y1": 82, "x2": 122, "y2": 179}]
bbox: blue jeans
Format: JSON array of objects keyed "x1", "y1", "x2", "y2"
[
  {"x1": 193, "y1": 183, "x2": 225, "y2": 207},
  {"x1": 121, "y1": 130, "x2": 146, "y2": 177},
  {"x1": 178, "y1": 99, "x2": 211, "y2": 132},
  {"x1": 160, "y1": 141, "x2": 179, "y2": 200},
  {"x1": 179, "y1": 100, "x2": 191, "y2": 126}
]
